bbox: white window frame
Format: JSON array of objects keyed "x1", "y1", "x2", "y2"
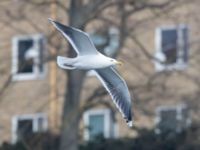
[
  {"x1": 83, "y1": 109, "x2": 117, "y2": 141},
  {"x1": 154, "y1": 25, "x2": 189, "y2": 71},
  {"x1": 11, "y1": 113, "x2": 48, "y2": 143},
  {"x1": 155, "y1": 104, "x2": 191, "y2": 134},
  {"x1": 12, "y1": 34, "x2": 47, "y2": 81}
]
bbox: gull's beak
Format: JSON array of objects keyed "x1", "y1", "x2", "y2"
[{"x1": 116, "y1": 60, "x2": 123, "y2": 66}]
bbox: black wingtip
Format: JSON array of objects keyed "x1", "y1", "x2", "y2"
[
  {"x1": 48, "y1": 18, "x2": 55, "y2": 23},
  {"x1": 48, "y1": 18, "x2": 66, "y2": 29},
  {"x1": 48, "y1": 18, "x2": 61, "y2": 29}
]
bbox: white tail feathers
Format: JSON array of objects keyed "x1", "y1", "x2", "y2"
[{"x1": 57, "y1": 56, "x2": 76, "y2": 70}]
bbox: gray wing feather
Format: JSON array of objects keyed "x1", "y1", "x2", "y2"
[
  {"x1": 94, "y1": 67, "x2": 133, "y2": 126},
  {"x1": 48, "y1": 18, "x2": 98, "y2": 55}
]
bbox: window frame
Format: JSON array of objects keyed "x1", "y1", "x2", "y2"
[
  {"x1": 11, "y1": 113, "x2": 48, "y2": 143},
  {"x1": 154, "y1": 25, "x2": 189, "y2": 71},
  {"x1": 83, "y1": 109, "x2": 117, "y2": 141},
  {"x1": 154, "y1": 104, "x2": 191, "y2": 134},
  {"x1": 11, "y1": 34, "x2": 47, "y2": 81}
]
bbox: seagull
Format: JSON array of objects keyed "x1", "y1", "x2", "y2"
[{"x1": 48, "y1": 18, "x2": 133, "y2": 127}]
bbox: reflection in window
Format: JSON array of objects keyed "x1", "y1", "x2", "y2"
[
  {"x1": 12, "y1": 114, "x2": 48, "y2": 143},
  {"x1": 17, "y1": 119, "x2": 33, "y2": 140},
  {"x1": 89, "y1": 114, "x2": 104, "y2": 140},
  {"x1": 161, "y1": 29, "x2": 177, "y2": 64},
  {"x1": 18, "y1": 39, "x2": 34, "y2": 73},
  {"x1": 12, "y1": 34, "x2": 46, "y2": 81},
  {"x1": 83, "y1": 109, "x2": 117, "y2": 141},
  {"x1": 154, "y1": 25, "x2": 189, "y2": 71},
  {"x1": 155, "y1": 104, "x2": 191, "y2": 134}
]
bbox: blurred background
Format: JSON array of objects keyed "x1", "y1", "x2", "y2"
[{"x1": 0, "y1": 0, "x2": 200, "y2": 150}]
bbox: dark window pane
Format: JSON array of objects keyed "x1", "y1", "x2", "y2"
[
  {"x1": 182, "y1": 27, "x2": 189, "y2": 63},
  {"x1": 162, "y1": 29, "x2": 177, "y2": 64},
  {"x1": 37, "y1": 117, "x2": 44, "y2": 132},
  {"x1": 39, "y1": 38, "x2": 44, "y2": 73},
  {"x1": 89, "y1": 114, "x2": 104, "y2": 140},
  {"x1": 18, "y1": 39, "x2": 34, "y2": 73},
  {"x1": 17, "y1": 119, "x2": 33, "y2": 141},
  {"x1": 157, "y1": 109, "x2": 178, "y2": 133}
]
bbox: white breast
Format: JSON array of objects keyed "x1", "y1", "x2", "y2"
[{"x1": 74, "y1": 53, "x2": 113, "y2": 69}]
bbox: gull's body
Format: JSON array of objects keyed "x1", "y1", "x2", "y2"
[
  {"x1": 58, "y1": 53, "x2": 117, "y2": 70},
  {"x1": 49, "y1": 18, "x2": 133, "y2": 127}
]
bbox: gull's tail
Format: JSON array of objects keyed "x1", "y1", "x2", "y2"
[
  {"x1": 57, "y1": 56, "x2": 76, "y2": 70},
  {"x1": 127, "y1": 120, "x2": 133, "y2": 127}
]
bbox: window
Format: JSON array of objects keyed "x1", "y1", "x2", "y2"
[
  {"x1": 83, "y1": 109, "x2": 117, "y2": 141},
  {"x1": 89, "y1": 114, "x2": 104, "y2": 139},
  {"x1": 12, "y1": 113, "x2": 48, "y2": 143},
  {"x1": 12, "y1": 34, "x2": 47, "y2": 81},
  {"x1": 155, "y1": 104, "x2": 191, "y2": 134},
  {"x1": 154, "y1": 25, "x2": 189, "y2": 71}
]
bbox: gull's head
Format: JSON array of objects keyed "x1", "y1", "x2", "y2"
[{"x1": 109, "y1": 58, "x2": 123, "y2": 66}]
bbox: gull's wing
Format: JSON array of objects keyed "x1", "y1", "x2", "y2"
[
  {"x1": 48, "y1": 18, "x2": 98, "y2": 55},
  {"x1": 94, "y1": 67, "x2": 133, "y2": 127}
]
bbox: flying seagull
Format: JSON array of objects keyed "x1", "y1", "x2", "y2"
[{"x1": 48, "y1": 18, "x2": 133, "y2": 127}]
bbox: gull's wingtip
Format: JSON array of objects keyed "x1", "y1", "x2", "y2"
[
  {"x1": 48, "y1": 18, "x2": 53, "y2": 22},
  {"x1": 48, "y1": 18, "x2": 55, "y2": 24},
  {"x1": 127, "y1": 120, "x2": 133, "y2": 127}
]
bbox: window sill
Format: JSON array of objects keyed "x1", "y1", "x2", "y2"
[
  {"x1": 155, "y1": 63, "x2": 188, "y2": 72},
  {"x1": 12, "y1": 73, "x2": 46, "y2": 81}
]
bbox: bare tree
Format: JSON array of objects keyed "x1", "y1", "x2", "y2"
[{"x1": 59, "y1": 1, "x2": 188, "y2": 150}]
